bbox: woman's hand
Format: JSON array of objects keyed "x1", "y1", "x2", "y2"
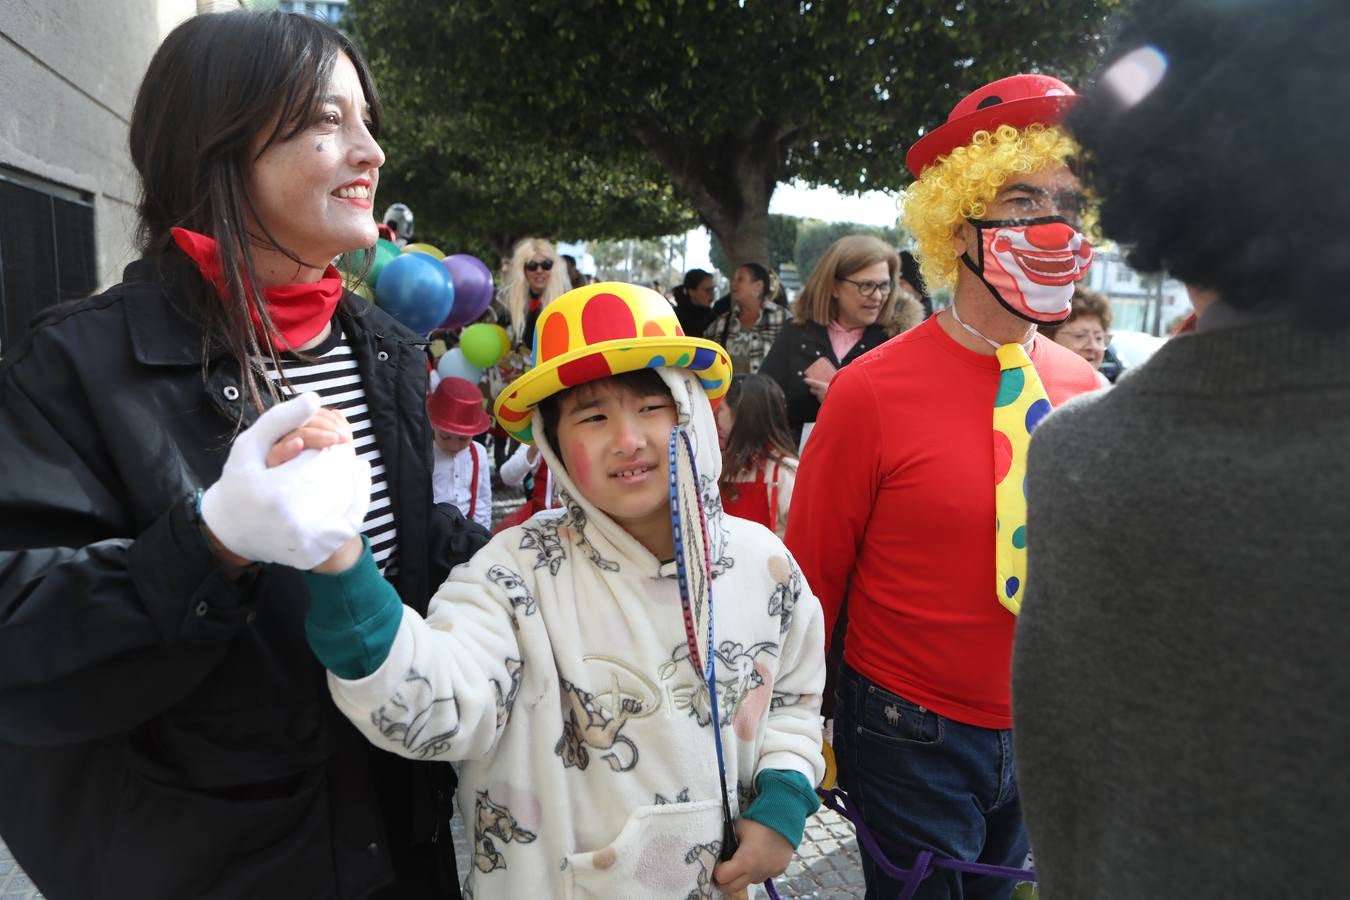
[
  {"x1": 200, "y1": 393, "x2": 371, "y2": 570},
  {"x1": 712, "y1": 818, "x2": 794, "y2": 895},
  {"x1": 804, "y1": 376, "x2": 830, "y2": 403}
]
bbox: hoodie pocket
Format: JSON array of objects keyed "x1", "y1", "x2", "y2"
[{"x1": 562, "y1": 798, "x2": 725, "y2": 900}]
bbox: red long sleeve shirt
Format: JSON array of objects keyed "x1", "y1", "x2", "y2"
[{"x1": 786, "y1": 316, "x2": 1098, "y2": 728}]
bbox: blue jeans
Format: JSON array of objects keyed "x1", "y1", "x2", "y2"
[{"x1": 833, "y1": 663, "x2": 1029, "y2": 900}]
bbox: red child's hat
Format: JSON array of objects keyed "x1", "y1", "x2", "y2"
[{"x1": 427, "y1": 377, "x2": 491, "y2": 436}]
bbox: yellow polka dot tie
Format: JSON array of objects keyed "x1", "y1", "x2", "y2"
[{"x1": 993, "y1": 343, "x2": 1052, "y2": 615}]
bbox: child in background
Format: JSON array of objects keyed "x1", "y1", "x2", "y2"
[
  {"x1": 493, "y1": 441, "x2": 559, "y2": 532},
  {"x1": 717, "y1": 375, "x2": 799, "y2": 540},
  {"x1": 428, "y1": 376, "x2": 493, "y2": 530},
  {"x1": 279, "y1": 284, "x2": 825, "y2": 899}
]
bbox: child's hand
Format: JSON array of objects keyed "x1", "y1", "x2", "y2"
[
  {"x1": 311, "y1": 535, "x2": 365, "y2": 574},
  {"x1": 265, "y1": 405, "x2": 354, "y2": 468},
  {"x1": 712, "y1": 818, "x2": 794, "y2": 895}
]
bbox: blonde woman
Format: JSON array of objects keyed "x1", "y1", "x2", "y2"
[
  {"x1": 487, "y1": 238, "x2": 570, "y2": 476},
  {"x1": 500, "y1": 237, "x2": 570, "y2": 351},
  {"x1": 760, "y1": 234, "x2": 924, "y2": 441}
]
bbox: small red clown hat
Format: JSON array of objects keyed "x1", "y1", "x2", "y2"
[
  {"x1": 492, "y1": 282, "x2": 732, "y2": 445},
  {"x1": 905, "y1": 73, "x2": 1078, "y2": 178},
  {"x1": 427, "y1": 376, "x2": 491, "y2": 436}
]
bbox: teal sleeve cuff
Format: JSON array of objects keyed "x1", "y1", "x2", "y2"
[
  {"x1": 303, "y1": 538, "x2": 404, "y2": 679},
  {"x1": 742, "y1": 769, "x2": 820, "y2": 848}
]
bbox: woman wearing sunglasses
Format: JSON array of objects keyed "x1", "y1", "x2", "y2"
[
  {"x1": 501, "y1": 237, "x2": 570, "y2": 352},
  {"x1": 760, "y1": 235, "x2": 925, "y2": 444}
]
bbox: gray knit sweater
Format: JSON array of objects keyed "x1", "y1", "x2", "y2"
[{"x1": 1012, "y1": 316, "x2": 1350, "y2": 898}]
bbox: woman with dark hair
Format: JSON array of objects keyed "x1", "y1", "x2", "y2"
[
  {"x1": 671, "y1": 267, "x2": 717, "y2": 338},
  {"x1": 706, "y1": 262, "x2": 789, "y2": 375},
  {"x1": 1012, "y1": 1, "x2": 1350, "y2": 897},
  {"x1": 715, "y1": 375, "x2": 799, "y2": 538},
  {"x1": 0, "y1": 11, "x2": 484, "y2": 899},
  {"x1": 760, "y1": 235, "x2": 924, "y2": 442}
]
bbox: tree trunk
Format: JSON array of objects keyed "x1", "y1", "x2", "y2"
[
  {"x1": 641, "y1": 119, "x2": 793, "y2": 276},
  {"x1": 709, "y1": 203, "x2": 771, "y2": 275}
]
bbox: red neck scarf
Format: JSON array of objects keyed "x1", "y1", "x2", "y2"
[{"x1": 170, "y1": 227, "x2": 344, "y2": 352}]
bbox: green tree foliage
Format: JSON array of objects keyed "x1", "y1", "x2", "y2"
[
  {"x1": 347, "y1": 0, "x2": 1118, "y2": 264},
  {"x1": 793, "y1": 219, "x2": 908, "y2": 281}
]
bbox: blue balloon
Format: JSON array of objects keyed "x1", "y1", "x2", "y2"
[
  {"x1": 436, "y1": 347, "x2": 484, "y2": 384},
  {"x1": 374, "y1": 252, "x2": 455, "y2": 334}
]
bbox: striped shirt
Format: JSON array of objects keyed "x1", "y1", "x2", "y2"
[{"x1": 259, "y1": 324, "x2": 399, "y2": 572}]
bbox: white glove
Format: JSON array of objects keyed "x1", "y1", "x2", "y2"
[{"x1": 201, "y1": 392, "x2": 372, "y2": 570}]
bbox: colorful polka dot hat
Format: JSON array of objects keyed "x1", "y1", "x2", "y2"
[{"x1": 493, "y1": 282, "x2": 732, "y2": 444}]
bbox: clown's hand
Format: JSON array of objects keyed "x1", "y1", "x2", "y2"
[{"x1": 200, "y1": 392, "x2": 371, "y2": 570}]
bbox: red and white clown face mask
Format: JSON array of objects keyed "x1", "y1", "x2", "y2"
[{"x1": 960, "y1": 216, "x2": 1093, "y2": 325}]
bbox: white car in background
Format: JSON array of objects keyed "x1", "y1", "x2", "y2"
[{"x1": 1101, "y1": 329, "x2": 1168, "y2": 382}]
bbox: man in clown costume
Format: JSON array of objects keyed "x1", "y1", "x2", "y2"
[
  {"x1": 786, "y1": 74, "x2": 1099, "y2": 900},
  {"x1": 231, "y1": 283, "x2": 827, "y2": 898}
]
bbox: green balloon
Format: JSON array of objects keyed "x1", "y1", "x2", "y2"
[
  {"x1": 368, "y1": 239, "x2": 402, "y2": 288},
  {"x1": 460, "y1": 323, "x2": 506, "y2": 368}
]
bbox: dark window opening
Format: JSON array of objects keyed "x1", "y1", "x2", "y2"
[{"x1": 0, "y1": 167, "x2": 98, "y2": 353}]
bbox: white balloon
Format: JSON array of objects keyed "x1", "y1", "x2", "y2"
[{"x1": 436, "y1": 347, "x2": 484, "y2": 384}]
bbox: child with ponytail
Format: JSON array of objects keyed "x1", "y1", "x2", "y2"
[{"x1": 717, "y1": 375, "x2": 799, "y2": 539}]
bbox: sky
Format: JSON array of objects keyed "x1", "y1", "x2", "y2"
[
  {"x1": 684, "y1": 180, "x2": 903, "y2": 271},
  {"x1": 559, "y1": 180, "x2": 904, "y2": 276}
]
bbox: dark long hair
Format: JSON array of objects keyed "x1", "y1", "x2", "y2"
[
  {"x1": 720, "y1": 375, "x2": 796, "y2": 482},
  {"x1": 736, "y1": 263, "x2": 771, "y2": 302},
  {"x1": 128, "y1": 10, "x2": 384, "y2": 410},
  {"x1": 672, "y1": 268, "x2": 712, "y2": 307}
]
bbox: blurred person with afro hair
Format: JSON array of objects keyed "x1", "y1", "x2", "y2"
[{"x1": 1013, "y1": 1, "x2": 1350, "y2": 897}]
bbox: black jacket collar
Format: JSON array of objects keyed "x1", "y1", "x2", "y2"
[{"x1": 122, "y1": 253, "x2": 398, "y2": 368}]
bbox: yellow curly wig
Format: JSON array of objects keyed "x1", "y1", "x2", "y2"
[{"x1": 902, "y1": 123, "x2": 1082, "y2": 292}]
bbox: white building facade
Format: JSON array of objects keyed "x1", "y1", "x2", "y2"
[{"x1": 0, "y1": 0, "x2": 229, "y2": 350}]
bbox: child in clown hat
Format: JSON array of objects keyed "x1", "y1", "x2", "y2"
[
  {"x1": 427, "y1": 376, "x2": 494, "y2": 531},
  {"x1": 296, "y1": 283, "x2": 826, "y2": 898}
]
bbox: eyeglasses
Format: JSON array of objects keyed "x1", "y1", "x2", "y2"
[
  {"x1": 524, "y1": 259, "x2": 554, "y2": 272},
  {"x1": 1059, "y1": 329, "x2": 1111, "y2": 348},
  {"x1": 992, "y1": 184, "x2": 1088, "y2": 226},
  {"x1": 836, "y1": 277, "x2": 893, "y2": 299}
]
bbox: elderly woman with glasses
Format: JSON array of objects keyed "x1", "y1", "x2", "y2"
[
  {"x1": 760, "y1": 235, "x2": 925, "y2": 443},
  {"x1": 1040, "y1": 284, "x2": 1114, "y2": 388}
]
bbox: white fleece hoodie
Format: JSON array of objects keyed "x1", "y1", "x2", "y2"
[{"x1": 326, "y1": 368, "x2": 825, "y2": 900}]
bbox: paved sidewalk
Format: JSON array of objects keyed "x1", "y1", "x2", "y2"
[
  {"x1": 773, "y1": 804, "x2": 868, "y2": 898},
  {"x1": 0, "y1": 841, "x2": 41, "y2": 900}
]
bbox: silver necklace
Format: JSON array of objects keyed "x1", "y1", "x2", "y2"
[{"x1": 949, "y1": 303, "x2": 1035, "y2": 352}]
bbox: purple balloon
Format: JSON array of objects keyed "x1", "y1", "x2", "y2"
[{"x1": 440, "y1": 254, "x2": 496, "y2": 329}]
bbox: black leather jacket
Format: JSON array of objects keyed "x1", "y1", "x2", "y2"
[
  {"x1": 758, "y1": 320, "x2": 891, "y2": 440},
  {"x1": 0, "y1": 255, "x2": 488, "y2": 899}
]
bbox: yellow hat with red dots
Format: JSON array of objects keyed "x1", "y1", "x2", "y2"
[{"x1": 493, "y1": 282, "x2": 732, "y2": 444}]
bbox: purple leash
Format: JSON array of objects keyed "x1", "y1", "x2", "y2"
[{"x1": 762, "y1": 788, "x2": 1036, "y2": 900}]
